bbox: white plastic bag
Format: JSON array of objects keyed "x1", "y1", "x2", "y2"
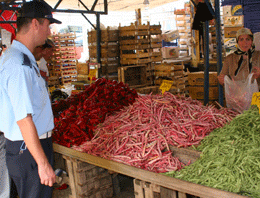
[{"x1": 224, "y1": 73, "x2": 259, "y2": 113}]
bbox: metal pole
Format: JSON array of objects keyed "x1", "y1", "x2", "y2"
[
  {"x1": 96, "y1": 13, "x2": 101, "y2": 78},
  {"x1": 215, "y1": 0, "x2": 224, "y2": 106},
  {"x1": 204, "y1": 20, "x2": 210, "y2": 105}
]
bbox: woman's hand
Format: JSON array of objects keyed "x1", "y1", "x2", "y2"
[
  {"x1": 252, "y1": 67, "x2": 260, "y2": 79},
  {"x1": 217, "y1": 74, "x2": 225, "y2": 86}
]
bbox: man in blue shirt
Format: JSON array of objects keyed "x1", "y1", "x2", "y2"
[{"x1": 0, "y1": 1, "x2": 61, "y2": 197}]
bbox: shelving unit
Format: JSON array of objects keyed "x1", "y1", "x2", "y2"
[{"x1": 51, "y1": 33, "x2": 77, "y2": 85}]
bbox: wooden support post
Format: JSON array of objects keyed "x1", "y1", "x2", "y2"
[
  {"x1": 178, "y1": 191, "x2": 188, "y2": 198},
  {"x1": 134, "y1": 179, "x2": 145, "y2": 198},
  {"x1": 63, "y1": 156, "x2": 77, "y2": 198},
  {"x1": 160, "y1": 187, "x2": 177, "y2": 198}
]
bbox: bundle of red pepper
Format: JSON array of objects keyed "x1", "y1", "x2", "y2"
[{"x1": 52, "y1": 78, "x2": 138, "y2": 147}]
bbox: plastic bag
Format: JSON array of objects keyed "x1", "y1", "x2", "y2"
[{"x1": 224, "y1": 73, "x2": 259, "y2": 113}]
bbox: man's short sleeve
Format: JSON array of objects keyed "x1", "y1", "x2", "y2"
[{"x1": 7, "y1": 66, "x2": 35, "y2": 122}]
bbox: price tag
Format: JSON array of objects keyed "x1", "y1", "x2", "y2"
[
  {"x1": 251, "y1": 92, "x2": 260, "y2": 113},
  {"x1": 159, "y1": 80, "x2": 174, "y2": 94},
  {"x1": 88, "y1": 70, "x2": 97, "y2": 78}
]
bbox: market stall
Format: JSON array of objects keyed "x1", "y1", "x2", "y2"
[{"x1": 53, "y1": 143, "x2": 247, "y2": 198}]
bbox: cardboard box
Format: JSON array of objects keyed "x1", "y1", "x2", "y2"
[
  {"x1": 189, "y1": 86, "x2": 218, "y2": 100},
  {"x1": 224, "y1": 16, "x2": 243, "y2": 27},
  {"x1": 162, "y1": 47, "x2": 179, "y2": 59},
  {"x1": 224, "y1": 27, "x2": 242, "y2": 38},
  {"x1": 188, "y1": 71, "x2": 218, "y2": 86},
  {"x1": 162, "y1": 30, "x2": 179, "y2": 42},
  {"x1": 223, "y1": 5, "x2": 232, "y2": 17},
  {"x1": 224, "y1": 38, "x2": 237, "y2": 55},
  {"x1": 223, "y1": 5, "x2": 243, "y2": 17}
]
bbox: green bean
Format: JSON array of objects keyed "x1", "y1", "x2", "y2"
[{"x1": 165, "y1": 107, "x2": 260, "y2": 197}]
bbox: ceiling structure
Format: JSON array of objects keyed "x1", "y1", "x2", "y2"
[
  {"x1": 44, "y1": 0, "x2": 180, "y2": 12},
  {"x1": 0, "y1": 0, "x2": 181, "y2": 13}
]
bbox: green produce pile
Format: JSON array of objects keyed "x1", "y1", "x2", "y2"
[{"x1": 164, "y1": 107, "x2": 260, "y2": 197}]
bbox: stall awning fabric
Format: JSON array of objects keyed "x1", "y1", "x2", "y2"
[{"x1": 0, "y1": 10, "x2": 17, "y2": 42}]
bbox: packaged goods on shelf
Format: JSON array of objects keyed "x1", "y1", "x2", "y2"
[{"x1": 51, "y1": 33, "x2": 77, "y2": 85}]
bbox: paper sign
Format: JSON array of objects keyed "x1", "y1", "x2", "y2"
[
  {"x1": 160, "y1": 80, "x2": 173, "y2": 94},
  {"x1": 88, "y1": 70, "x2": 97, "y2": 78},
  {"x1": 1, "y1": 29, "x2": 11, "y2": 48},
  {"x1": 251, "y1": 92, "x2": 260, "y2": 113}
]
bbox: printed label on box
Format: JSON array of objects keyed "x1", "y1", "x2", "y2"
[
  {"x1": 224, "y1": 16, "x2": 243, "y2": 27},
  {"x1": 232, "y1": 5, "x2": 243, "y2": 16}
]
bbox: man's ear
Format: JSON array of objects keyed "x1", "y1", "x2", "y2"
[{"x1": 31, "y1": 18, "x2": 40, "y2": 31}]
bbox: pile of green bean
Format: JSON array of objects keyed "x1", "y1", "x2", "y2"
[{"x1": 165, "y1": 107, "x2": 260, "y2": 197}]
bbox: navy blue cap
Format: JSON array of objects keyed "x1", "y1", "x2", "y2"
[{"x1": 17, "y1": 1, "x2": 62, "y2": 24}]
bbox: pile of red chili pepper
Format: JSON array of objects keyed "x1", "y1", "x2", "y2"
[
  {"x1": 52, "y1": 78, "x2": 138, "y2": 147},
  {"x1": 74, "y1": 92, "x2": 238, "y2": 173}
]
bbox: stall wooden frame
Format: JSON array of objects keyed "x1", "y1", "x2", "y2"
[{"x1": 53, "y1": 143, "x2": 248, "y2": 198}]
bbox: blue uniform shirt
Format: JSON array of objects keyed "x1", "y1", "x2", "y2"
[{"x1": 0, "y1": 40, "x2": 54, "y2": 141}]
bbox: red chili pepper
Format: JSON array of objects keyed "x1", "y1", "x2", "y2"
[{"x1": 56, "y1": 183, "x2": 68, "y2": 190}]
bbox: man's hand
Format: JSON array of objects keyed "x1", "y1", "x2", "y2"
[
  {"x1": 38, "y1": 162, "x2": 56, "y2": 187},
  {"x1": 217, "y1": 74, "x2": 225, "y2": 86},
  {"x1": 17, "y1": 115, "x2": 55, "y2": 187}
]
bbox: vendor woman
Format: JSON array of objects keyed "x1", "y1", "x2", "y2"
[{"x1": 218, "y1": 28, "x2": 260, "y2": 86}]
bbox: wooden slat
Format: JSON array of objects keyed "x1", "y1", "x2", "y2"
[
  {"x1": 63, "y1": 156, "x2": 77, "y2": 198},
  {"x1": 160, "y1": 187, "x2": 177, "y2": 198},
  {"x1": 134, "y1": 179, "x2": 145, "y2": 198},
  {"x1": 178, "y1": 192, "x2": 187, "y2": 198},
  {"x1": 53, "y1": 144, "x2": 248, "y2": 198}
]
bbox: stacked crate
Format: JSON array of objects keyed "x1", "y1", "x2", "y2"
[
  {"x1": 223, "y1": 5, "x2": 244, "y2": 56},
  {"x1": 149, "y1": 24, "x2": 162, "y2": 85},
  {"x1": 174, "y1": 3, "x2": 191, "y2": 58},
  {"x1": 118, "y1": 21, "x2": 151, "y2": 88},
  {"x1": 51, "y1": 33, "x2": 77, "y2": 85},
  {"x1": 208, "y1": 19, "x2": 226, "y2": 60},
  {"x1": 88, "y1": 27, "x2": 119, "y2": 78},
  {"x1": 188, "y1": 71, "x2": 218, "y2": 103},
  {"x1": 63, "y1": 156, "x2": 113, "y2": 198},
  {"x1": 154, "y1": 61, "x2": 188, "y2": 95}
]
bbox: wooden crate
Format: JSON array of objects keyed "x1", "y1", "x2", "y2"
[
  {"x1": 48, "y1": 76, "x2": 60, "y2": 86},
  {"x1": 134, "y1": 179, "x2": 202, "y2": 198},
  {"x1": 101, "y1": 65, "x2": 118, "y2": 74},
  {"x1": 63, "y1": 156, "x2": 113, "y2": 198},
  {"x1": 77, "y1": 63, "x2": 89, "y2": 75},
  {"x1": 188, "y1": 86, "x2": 218, "y2": 100},
  {"x1": 118, "y1": 65, "x2": 147, "y2": 88},
  {"x1": 135, "y1": 86, "x2": 160, "y2": 95},
  {"x1": 188, "y1": 72, "x2": 218, "y2": 86},
  {"x1": 88, "y1": 28, "x2": 119, "y2": 43},
  {"x1": 89, "y1": 44, "x2": 119, "y2": 58}
]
